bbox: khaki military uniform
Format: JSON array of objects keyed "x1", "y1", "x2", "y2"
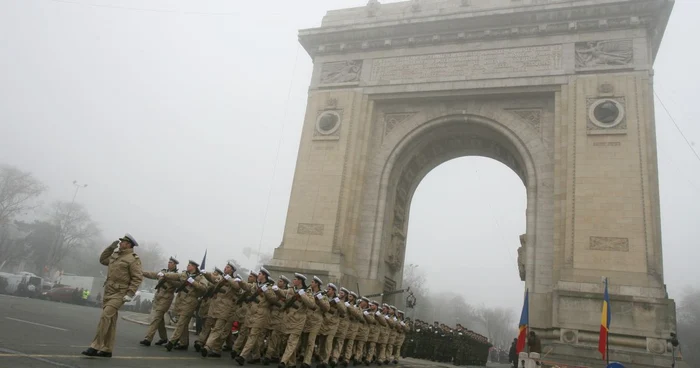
[
  {"x1": 232, "y1": 281, "x2": 257, "y2": 355},
  {"x1": 378, "y1": 314, "x2": 394, "y2": 362},
  {"x1": 263, "y1": 287, "x2": 286, "y2": 360},
  {"x1": 366, "y1": 310, "x2": 385, "y2": 361},
  {"x1": 194, "y1": 281, "x2": 215, "y2": 349},
  {"x1": 354, "y1": 309, "x2": 375, "y2": 362},
  {"x1": 163, "y1": 271, "x2": 208, "y2": 347},
  {"x1": 238, "y1": 281, "x2": 278, "y2": 360},
  {"x1": 277, "y1": 287, "x2": 315, "y2": 366},
  {"x1": 200, "y1": 273, "x2": 241, "y2": 355},
  {"x1": 392, "y1": 319, "x2": 409, "y2": 360},
  {"x1": 318, "y1": 295, "x2": 346, "y2": 364},
  {"x1": 340, "y1": 303, "x2": 361, "y2": 362},
  {"x1": 89, "y1": 242, "x2": 143, "y2": 353},
  {"x1": 300, "y1": 289, "x2": 330, "y2": 366},
  {"x1": 142, "y1": 269, "x2": 180, "y2": 342}
]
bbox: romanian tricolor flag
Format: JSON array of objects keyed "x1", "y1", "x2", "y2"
[
  {"x1": 598, "y1": 278, "x2": 611, "y2": 360},
  {"x1": 516, "y1": 289, "x2": 529, "y2": 354}
]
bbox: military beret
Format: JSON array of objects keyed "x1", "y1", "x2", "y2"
[
  {"x1": 188, "y1": 260, "x2": 200, "y2": 268},
  {"x1": 294, "y1": 272, "x2": 307, "y2": 281},
  {"x1": 259, "y1": 267, "x2": 271, "y2": 277},
  {"x1": 279, "y1": 275, "x2": 290, "y2": 284},
  {"x1": 327, "y1": 283, "x2": 337, "y2": 291},
  {"x1": 169, "y1": 257, "x2": 179, "y2": 264},
  {"x1": 119, "y1": 233, "x2": 139, "y2": 247},
  {"x1": 312, "y1": 276, "x2": 323, "y2": 285}
]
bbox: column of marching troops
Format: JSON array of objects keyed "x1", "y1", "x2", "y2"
[
  {"x1": 140, "y1": 257, "x2": 412, "y2": 367},
  {"x1": 79, "y1": 235, "x2": 492, "y2": 367}
]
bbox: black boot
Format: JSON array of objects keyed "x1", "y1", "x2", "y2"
[
  {"x1": 154, "y1": 339, "x2": 167, "y2": 346},
  {"x1": 165, "y1": 341, "x2": 174, "y2": 352},
  {"x1": 96, "y1": 351, "x2": 112, "y2": 358},
  {"x1": 139, "y1": 339, "x2": 151, "y2": 346},
  {"x1": 201, "y1": 346, "x2": 209, "y2": 357},
  {"x1": 235, "y1": 355, "x2": 246, "y2": 366},
  {"x1": 194, "y1": 342, "x2": 202, "y2": 352},
  {"x1": 231, "y1": 350, "x2": 239, "y2": 359},
  {"x1": 262, "y1": 357, "x2": 270, "y2": 365},
  {"x1": 81, "y1": 347, "x2": 98, "y2": 356}
]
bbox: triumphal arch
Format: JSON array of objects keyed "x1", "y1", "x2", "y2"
[{"x1": 267, "y1": 0, "x2": 676, "y2": 366}]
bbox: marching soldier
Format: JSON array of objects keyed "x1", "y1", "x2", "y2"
[
  {"x1": 300, "y1": 276, "x2": 330, "y2": 368},
  {"x1": 353, "y1": 297, "x2": 375, "y2": 365},
  {"x1": 276, "y1": 273, "x2": 315, "y2": 368},
  {"x1": 367, "y1": 301, "x2": 385, "y2": 363},
  {"x1": 200, "y1": 263, "x2": 239, "y2": 357},
  {"x1": 139, "y1": 256, "x2": 180, "y2": 346},
  {"x1": 234, "y1": 267, "x2": 278, "y2": 366},
  {"x1": 339, "y1": 291, "x2": 361, "y2": 367},
  {"x1": 194, "y1": 267, "x2": 220, "y2": 352},
  {"x1": 263, "y1": 275, "x2": 290, "y2": 364},
  {"x1": 231, "y1": 270, "x2": 259, "y2": 359},
  {"x1": 162, "y1": 260, "x2": 208, "y2": 351},
  {"x1": 391, "y1": 310, "x2": 408, "y2": 364},
  {"x1": 377, "y1": 304, "x2": 393, "y2": 364},
  {"x1": 81, "y1": 234, "x2": 143, "y2": 358},
  {"x1": 317, "y1": 283, "x2": 345, "y2": 368},
  {"x1": 330, "y1": 287, "x2": 351, "y2": 367}
]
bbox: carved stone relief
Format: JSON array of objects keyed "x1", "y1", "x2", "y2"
[
  {"x1": 589, "y1": 236, "x2": 630, "y2": 252},
  {"x1": 314, "y1": 110, "x2": 342, "y2": 138},
  {"x1": 386, "y1": 229, "x2": 405, "y2": 272},
  {"x1": 384, "y1": 113, "x2": 416, "y2": 136},
  {"x1": 508, "y1": 109, "x2": 542, "y2": 133},
  {"x1": 320, "y1": 60, "x2": 363, "y2": 84},
  {"x1": 517, "y1": 234, "x2": 526, "y2": 281},
  {"x1": 587, "y1": 97, "x2": 626, "y2": 132},
  {"x1": 297, "y1": 223, "x2": 325, "y2": 235},
  {"x1": 575, "y1": 40, "x2": 633, "y2": 68}
]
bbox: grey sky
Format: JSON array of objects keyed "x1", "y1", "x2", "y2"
[{"x1": 1, "y1": 0, "x2": 698, "y2": 310}]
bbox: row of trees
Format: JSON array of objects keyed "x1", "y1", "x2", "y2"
[
  {"x1": 0, "y1": 164, "x2": 167, "y2": 280},
  {"x1": 402, "y1": 264, "x2": 517, "y2": 349}
]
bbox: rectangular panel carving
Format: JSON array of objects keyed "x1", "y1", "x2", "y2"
[
  {"x1": 320, "y1": 60, "x2": 362, "y2": 84},
  {"x1": 589, "y1": 236, "x2": 629, "y2": 252},
  {"x1": 370, "y1": 45, "x2": 563, "y2": 82},
  {"x1": 575, "y1": 40, "x2": 633, "y2": 69},
  {"x1": 297, "y1": 223, "x2": 325, "y2": 235}
]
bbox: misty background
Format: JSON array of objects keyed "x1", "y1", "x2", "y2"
[{"x1": 1, "y1": 0, "x2": 699, "y2": 331}]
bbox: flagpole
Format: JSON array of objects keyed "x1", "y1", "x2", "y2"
[
  {"x1": 605, "y1": 277, "x2": 609, "y2": 367},
  {"x1": 526, "y1": 288, "x2": 530, "y2": 354}
]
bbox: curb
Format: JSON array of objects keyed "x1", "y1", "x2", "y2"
[{"x1": 121, "y1": 314, "x2": 196, "y2": 333}]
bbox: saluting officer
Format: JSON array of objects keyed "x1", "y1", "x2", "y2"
[{"x1": 81, "y1": 234, "x2": 143, "y2": 358}]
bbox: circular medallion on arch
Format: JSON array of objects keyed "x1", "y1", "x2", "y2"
[
  {"x1": 588, "y1": 98, "x2": 625, "y2": 129},
  {"x1": 315, "y1": 111, "x2": 342, "y2": 135}
]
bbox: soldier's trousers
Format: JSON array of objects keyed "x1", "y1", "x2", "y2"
[
  {"x1": 354, "y1": 340, "x2": 368, "y2": 361},
  {"x1": 89, "y1": 304, "x2": 120, "y2": 353},
  {"x1": 196, "y1": 317, "x2": 215, "y2": 346},
  {"x1": 144, "y1": 308, "x2": 168, "y2": 342},
  {"x1": 301, "y1": 329, "x2": 321, "y2": 366},
  {"x1": 170, "y1": 311, "x2": 194, "y2": 346},
  {"x1": 392, "y1": 333, "x2": 405, "y2": 359},
  {"x1": 318, "y1": 332, "x2": 336, "y2": 363},
  {"x1": 280, "y1": 332, "x2": 301, "y2": 365},
  {"x1": 240, "y1": 326, "x2": 266, "y2": 359},
  {"x1": 341, "y1": 338, "x2": 355, "y2": 361},
  {"x1": 204, "y1": 318, "x2": 233, "y2": 354},
  {"x1": 366, "y1": 341, "x2": 378, "y2": 361},
  {"x1": 264, "y1": 329, "x2": 284, "y2": 359},
  {"x1": 331, "y1": 335, "x2": 346, "y2": 361},
  {"x1": 233, "y1": 324, "x2": 250, "y2": 353}
]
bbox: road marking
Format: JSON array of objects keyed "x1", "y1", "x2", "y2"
[
  {"x1": 0, "y1": 353, "x2": 199, "y2": 360},
  {"x1": 0, "y1": 348, "x2": 77, "y2": 368},
  {"x1": 5, "y1": 317, "x2": 69, "y2": 331}
]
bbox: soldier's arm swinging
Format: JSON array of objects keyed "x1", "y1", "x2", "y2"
[
  {"x1": 190, "y1": 276, "x2": 208, "y2": 293},
  {"x1": 142, "y1": 271, "x2": 159, "y2": 280}
]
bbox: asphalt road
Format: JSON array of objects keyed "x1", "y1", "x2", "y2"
[{"x1": 0, "y1": 295, "x2": 510, "y2": 368}]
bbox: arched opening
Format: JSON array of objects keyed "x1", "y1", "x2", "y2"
[{"x1": 403, "y1": 156, "x2": 526, "y2": 319}]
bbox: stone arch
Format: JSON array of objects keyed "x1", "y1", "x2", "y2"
[{"x1": 355, "y1": 111, "x2": 554, "y2": 297}]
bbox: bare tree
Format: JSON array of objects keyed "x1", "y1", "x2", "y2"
[
  {"x1": 137, "y1": 241, "x2": 168, "y2": 273},
  {"x1": 46, "y1": 201, "x2": 101, "y2": 271},
  {"x1": 475, "y1": 306, "x2": 518, "y2": 349},
  {"x1": 0, "y1": 165, "x2": 46, "y2": 225}
]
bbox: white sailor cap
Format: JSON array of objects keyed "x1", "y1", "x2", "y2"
[
  {"x1": 327, "y1": 283, "x2": 337, "y2": 291},
  {"x1": 397, "y1": 310, "x2": 405, "y2": 315},
  {"x1": 279, "y1": 275, "x2": 290, "y2": 284},
  {"x1": 249, "y1": 270, "x2": 258, "y2": 277},
  {"x1": 350, "y1": 291, "x2": 358, "y2": 298},
  {"x1": 169, "y1": 257, "x2": 179, "y2": 264},
  {"x1": 340, "y1": 287, "x2": 349, "y2": 294},
  {"x1": 294, "y1": 273, "x2": 307, "y2": 281},
  {"x1": 119, "y1": 233, "x2": 139, "y2": 247},
  {"x1": 226, "y1": 261, "x2": 237, "y2": 271},
  {"x1": 382, "y1": 303, "x2": 389, "y2": 308},
  {"x1": 259, "y1": 267, "x2": 271, "y2": 277},
  {"x1": 188, "y1": 259, "x2": 200, "y2": 268},
  {"x1": 312, "y1": 276, "x2": 323, "y2": 285},
  {"x1": 370, "y1": 300, "x2": 380, "y2": 306},
  {"x1": 361, "y1": 296, "x2": 370, "y2": 303},
  {"x1": 214, "y1": 267, "x2": 223, "y2": 275}
]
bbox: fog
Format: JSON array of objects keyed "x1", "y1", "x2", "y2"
[{"x1": 1, "y1": 0, "x2": 699, "y2": 311}]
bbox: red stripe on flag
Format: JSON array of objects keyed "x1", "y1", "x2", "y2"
[
  {"x1": 516, "y1": 325, "x2": 527, "y2": 354},
  {"x1": 598, "y1": 324, "x2": 608, "y2": 359}
]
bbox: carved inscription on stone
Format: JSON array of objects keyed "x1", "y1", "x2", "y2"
[
  {"x1": 589, "y1": 236, "x2": 629, "y2": 252},
  {"x1": 297, "y1": 223, "x2": 325, "y2": 236},
  {"x1": 575, "y1": 40, "x2": 633, "y2": 68},
  {"x1": 320, "y1": 60, "x2": 362, "y2": 84},
  {"x1": 384, "y1": 113, "x2": 416, "y2": 136},
  {"x1": 370, "y1": 45, "x2": 563, "y2": 81}
]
